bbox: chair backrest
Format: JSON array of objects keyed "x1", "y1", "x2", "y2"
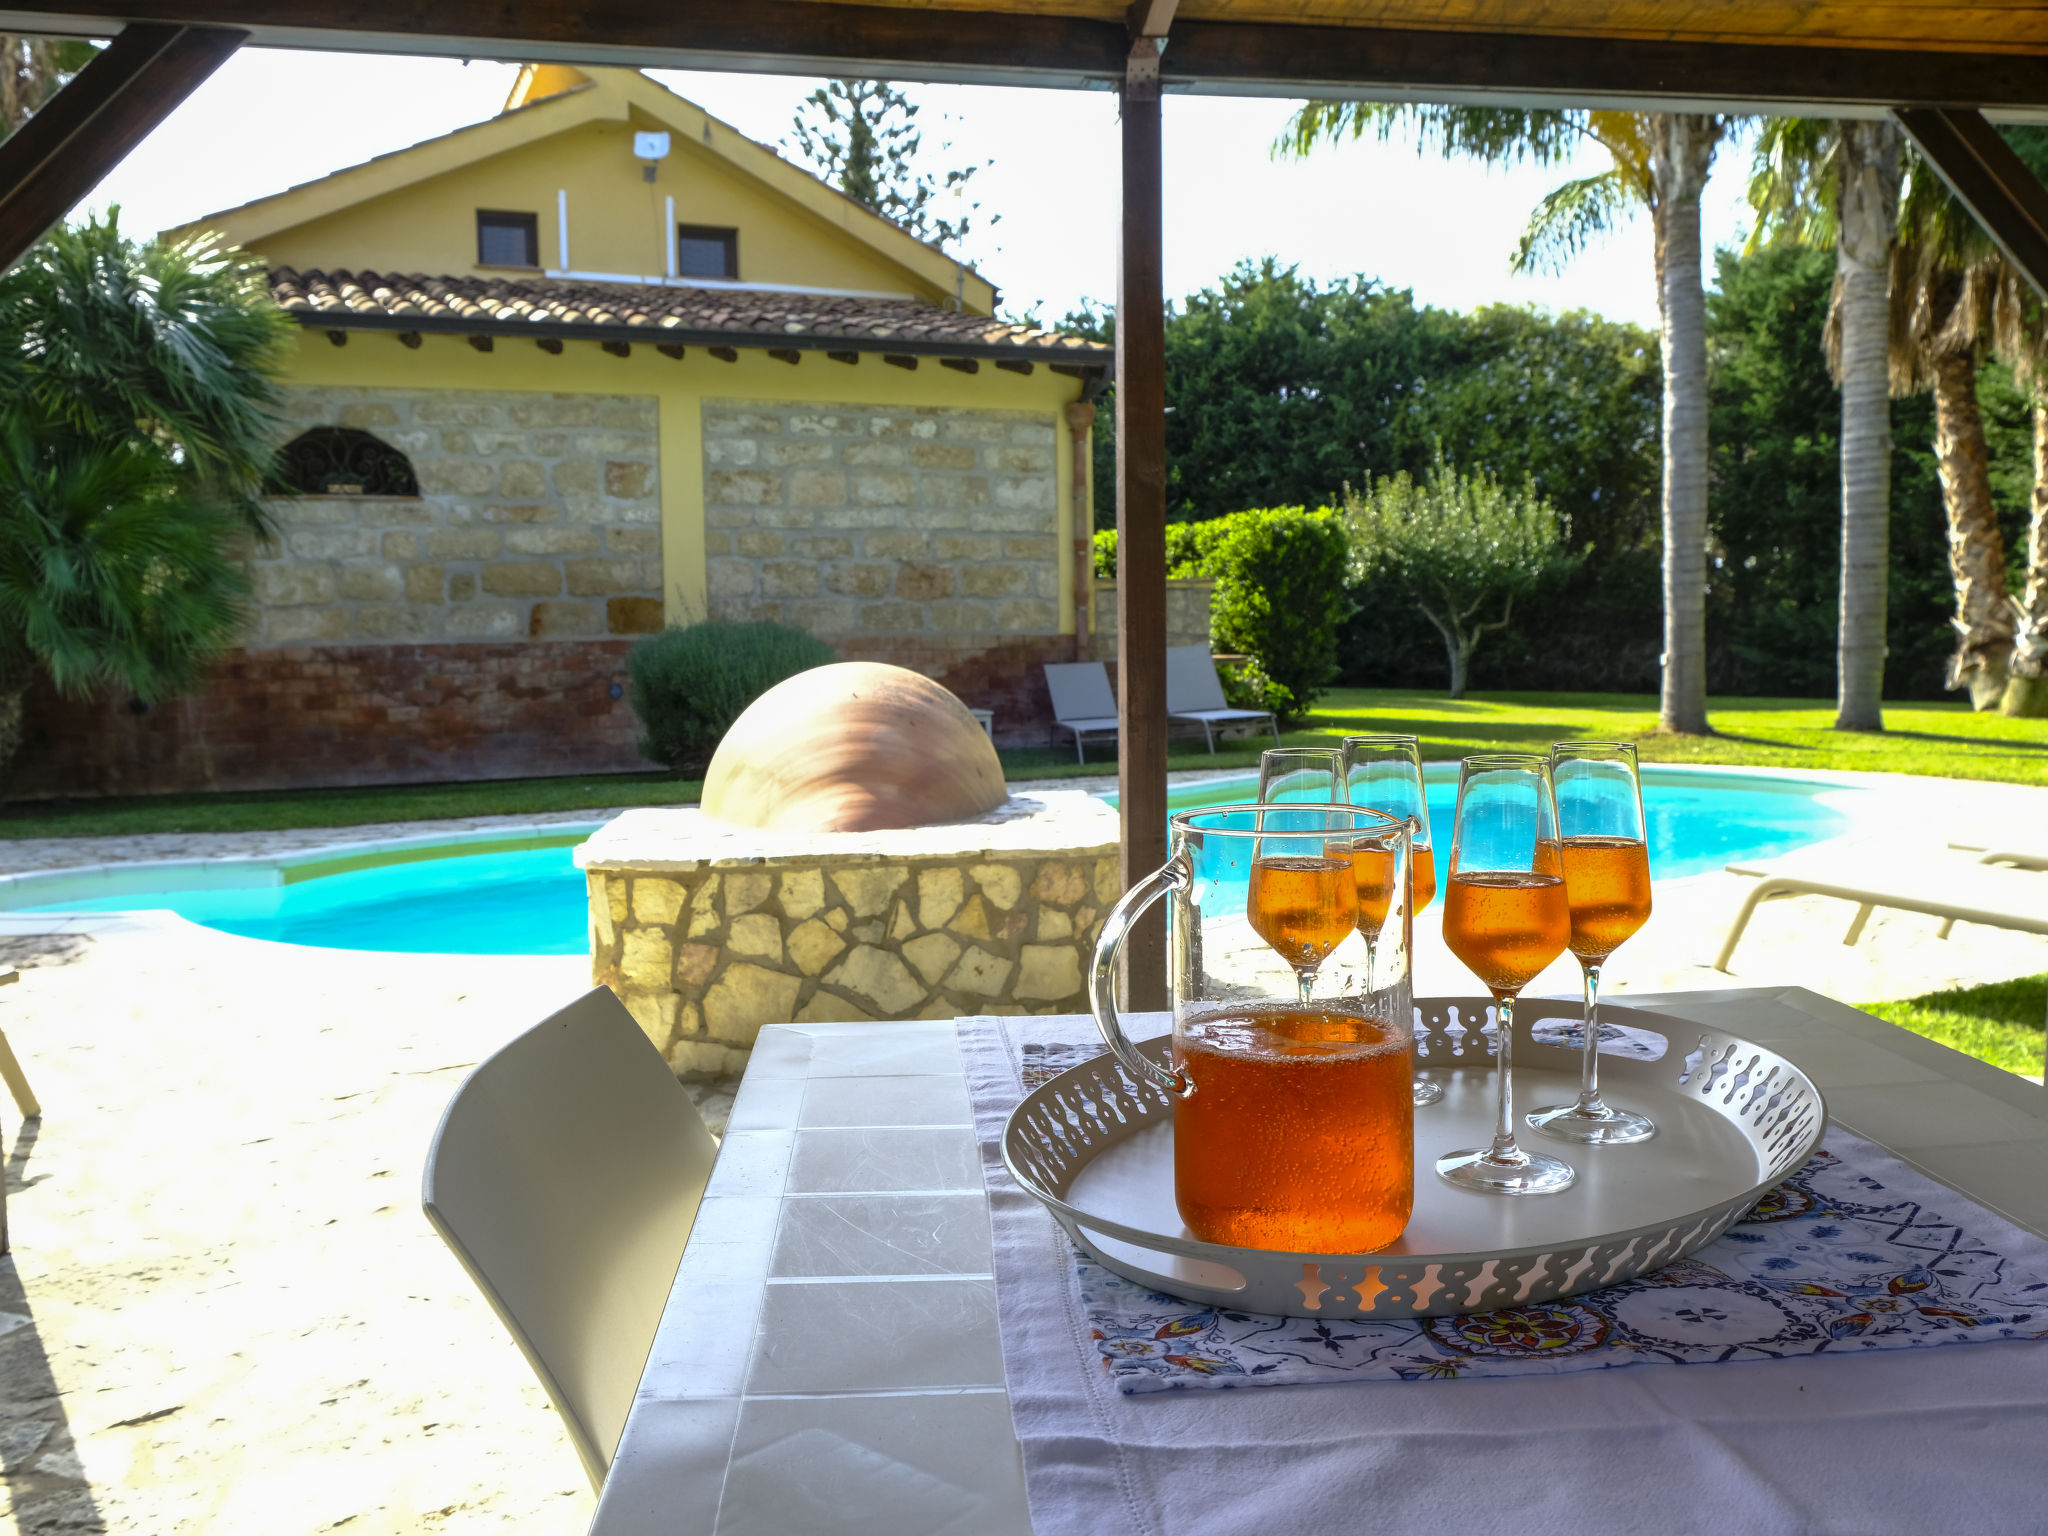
[
  {"x1": 421, "y1": 987, "x2": 717, "y2": 1488},
  {"x1": 1165, "y1": 644, "x2": 1229, "y2": 712},
  {"x1": 1043, "y1": 660, "x2": 1118, "y2": 722}
]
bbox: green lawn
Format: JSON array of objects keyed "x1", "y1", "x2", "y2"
[
  {"x1": 9, "y1": 687, "x2": 2048, "y2": 839},
  {"x1": 1865, "y1": 975, "x2": 2048, "y2": 1079}
]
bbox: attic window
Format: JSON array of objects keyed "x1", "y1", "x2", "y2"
[
  {"x1": 676, "y1": 225, "x2": 738, "y2": 280},
  {"x1": 477, "y1": 209, "x2": 540, "y2": 268},
  {"x1": 270, "y1": 427, "x2": 420, "y2": 498}
]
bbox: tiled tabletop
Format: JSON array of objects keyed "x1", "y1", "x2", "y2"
[{"x1": 588, "y1": 986, "x2": 2048, "y2": 1536}]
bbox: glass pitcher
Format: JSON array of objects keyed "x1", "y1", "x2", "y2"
[{"x1": 1090, "y1": 804, "x2": 1415, "y2": 1254}]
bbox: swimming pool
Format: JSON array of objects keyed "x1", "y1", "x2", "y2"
[{"x1": 11, "y1": 767, "x2": 1854, "y2": 955}]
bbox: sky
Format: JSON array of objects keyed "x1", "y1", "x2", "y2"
[{"x1": 80, "y1": 49, "x2": 1761, "y2": 331}]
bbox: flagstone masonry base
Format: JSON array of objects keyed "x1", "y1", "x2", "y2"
[{"x1": 578, "y1": 790, "x2": 1121, "y2": 1077}]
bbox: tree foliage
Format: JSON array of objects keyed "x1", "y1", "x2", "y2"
[
  {"x1": 1067, "y1": 261, "x2": 1659, "y2": 536},
  {"x1": 1344, "y1": 451, "x2": 1571, "y2": 697},
  {"x1": 786, "y1": 80, "x2": 991, "y2": 252},
  {"x1": 628, "y1": 620, "x2": 837, "y2": 772},
  {"x1": 1093, "y1": 508, "x2": 1353, "y2": 722}
]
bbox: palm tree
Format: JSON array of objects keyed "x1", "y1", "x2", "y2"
[
  {"x1": 1887, "y1": 169, "x2": 2013, "y2": 710},
  {"x1": 1747, "y1": 118, "x2": 1904, "y2": 732},
  {"x1": 0, "y1": 211, "x2": 291, "y2": 777},
  {"x1": 0, "y1": 36, "x2": 95, "y2": 135},
  {"x1": 1278, "y1": 105, "x2": 1725, "y2": 733},
  {"x1": 1990, "y1": 129, "x2": 2048, "y2": 717},
  {"x1": 0, "y1": 211, "x2": 292, "y2": 534},
  {"x1": 0, "y1": 420, "x2": 248, "y2": 769}
]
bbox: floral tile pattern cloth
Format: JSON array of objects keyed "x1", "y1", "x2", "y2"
[
  {"x1": 1014, "y1": 1040, "x2": 2048, "y2": 1397},
  {"x1": 1087, "y1": 1146, "x2": 2048, "y2": 1395}
]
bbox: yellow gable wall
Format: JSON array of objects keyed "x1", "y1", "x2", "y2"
[
  {"x1": 283, "y1": 328, "x2": 1088, "y2": 631},
  {"x1": 249, "y1": 116, "x2": 956, "y2": 303}
]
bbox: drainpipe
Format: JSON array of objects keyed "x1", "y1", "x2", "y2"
[{"x1": 1065, "y1": 399, "x2": 1097, "y2": 662}]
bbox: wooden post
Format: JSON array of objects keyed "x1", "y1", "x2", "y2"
[
  {"x1": 0, "y1": 23, "x2": 245, "y2": 270},
  {"x1": 1116, "y1": 11, "x2": 1170, "y2": 1011}
]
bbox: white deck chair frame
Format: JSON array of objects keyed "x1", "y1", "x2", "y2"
[{"x1": 1715, "y1": 855, "x2": 2048, "y2": 972}]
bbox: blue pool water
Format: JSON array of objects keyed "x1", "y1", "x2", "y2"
[
  {"x1": 21, "y1": 769, "x2": 1851, "y2": 955},
  {"x1": 24, "y1": 844, "x2": 594, "y2": 956},
  {"x1": 1128, "y1": 767, "x2": 1852, "y2": 883}
]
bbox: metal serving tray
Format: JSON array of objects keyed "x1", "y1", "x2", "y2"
[{"x1": 1002, "y1": 997, "x2": 1825, "y2": 1320}]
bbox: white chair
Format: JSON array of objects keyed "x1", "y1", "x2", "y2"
[
  {"x1": 1044, "y1": 661, "x2": 1122, "y2": 763},
  {"x1": 421, "y1": 987, "x2": 718, "y2": 1489},
  {"x1": 1165, "y1": 644, "x2": 1280, "y2": 752}
]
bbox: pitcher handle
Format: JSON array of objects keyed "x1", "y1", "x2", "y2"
[{"x1": 1090, "y1": 857, "x2": 1190, "y2": 1098}]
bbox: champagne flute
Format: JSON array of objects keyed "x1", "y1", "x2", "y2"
[
  {"x1": 1342, "y1": 734, "x2": 1443, "y2": 1108},
  {"x1": 1527, "y1": 742, "x2": 1656, "y2": 1145},
  {"x1": 1258, "y1": 747, "x2": 1344, "y2": 805},
  {"x1": 1436, "y1": 754, "x2": 1576, "y2": 1196},
  {"x1": 1246, "y1": 802, "x2": 1360, "y2": 1006}
]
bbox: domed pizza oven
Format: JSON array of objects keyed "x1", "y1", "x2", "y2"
[{"x1": 701, "y1": 662, "x2": 1008, "y2": 832}]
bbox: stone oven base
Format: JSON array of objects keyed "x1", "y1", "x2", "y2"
[{"x1": 579, "y1": 791, "x2": 1120, "y2": 1077}]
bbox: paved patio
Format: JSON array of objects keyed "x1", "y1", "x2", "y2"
[{"x1": 2, "y1": 771, "x2": 2046, "y2": 1530}]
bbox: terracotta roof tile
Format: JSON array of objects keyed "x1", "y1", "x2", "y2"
[{"x1": 269, "y1": 268, "x2": 1108, "y2": 362}]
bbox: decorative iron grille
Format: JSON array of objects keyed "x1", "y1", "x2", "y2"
[{"x1": 269, "y1": 427, "x2": 420, "y2": 497}]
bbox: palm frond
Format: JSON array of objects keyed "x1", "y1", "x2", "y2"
[
  {"x1": 1276, "y1": 101, "x2": 1582, "y2": 167},
  {"x1": 1512, "y1": 171, "x2": 1633, "y2": 275},
  {"x1": 1745, "y1": 117, "x2": 1838, "y2": 254}
]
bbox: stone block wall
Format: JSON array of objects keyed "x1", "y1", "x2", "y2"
[
  {"x1": 251, "y1": 386, "x2": 664, "y2": 647},
  {"x1": 580, "y1": 793, "x2": 1119, "y2": 1078},
  {"x1": 702, "y1": 400, "x2": 1061, "y2": 641},
  {"x1": 1091, "y1": 578, "x2": 1215, "y2": 663}
]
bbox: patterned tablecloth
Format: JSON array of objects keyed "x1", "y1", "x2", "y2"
[{"x1": 986, "y1": 1025, "x2": 2048, "y2": 1396}]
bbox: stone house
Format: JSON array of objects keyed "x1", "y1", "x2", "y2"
[{"x1": 23, "y1": 64, "x2": 1108, "y2": 797}]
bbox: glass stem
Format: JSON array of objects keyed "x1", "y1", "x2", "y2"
[
  {"x1": 1364, "y1": 938, "x2": 1376, "y2": 998},
  {"x1": 1297, "y1": 969, "x2": 1315, "y2": 1007},
  {"x1": 1576, "y1": 962, "x2": 1605, "y2": 1114},
  {"x1": 1487, "y1": 994, "x2": 1519, "y2": 1163}
]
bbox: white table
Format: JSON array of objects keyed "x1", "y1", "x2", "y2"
[{"x1": 590, "y1": 988, "x2": 2048, "y2": 1535}]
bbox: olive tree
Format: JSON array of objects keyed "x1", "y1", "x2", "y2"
[{"x1": 1344, "y1": 452, "x2": 1571, "y2": 698}]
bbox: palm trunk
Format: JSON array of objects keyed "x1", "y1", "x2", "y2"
[
  {"x1": 0, "y1": 685, "x2": 24, "y2": 788},
  {"x1": 2001, "y1": 404, "x2": 2048, "y2": 716},
  {"x1": 1832, "y1": 121, "x2": 1901, "y2": 732},
  {"x1": 1932, "y1": 350, "x2": 2014, "y2": 707},
  {"x1": 1651, "y1": 114, "x2": 1718, "y2": 736}
]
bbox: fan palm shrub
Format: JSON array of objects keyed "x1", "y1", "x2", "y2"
[
  {"x1": 0, "y1": 419, "x2": 249, "y2": 767},
  {"x1": 0, "y1": 210, "x2": 291, "y2": 778}
]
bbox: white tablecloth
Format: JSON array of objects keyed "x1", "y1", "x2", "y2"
[{"x1": 961, "y1": 1014, "x2": 2048, "y2": 1536}]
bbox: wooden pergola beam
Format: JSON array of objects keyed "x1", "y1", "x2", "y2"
[
  {"x1": 0, "y1": 22, "x2": 244, "y2": 269},
  {"x1": 0, "y1": 5, "x2": 2043, "y2": 111},
  {"x1": 1167, "y1": 22, "x2": 2048, "y2": 114},
  {"x1": 1896, "y1": 108, "x2": 2048, "y2": 301},
  {"x1": 1116, "y1": 3, "x2": 1170, "y2": 1011}
]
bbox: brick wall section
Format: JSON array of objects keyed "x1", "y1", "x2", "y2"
[
  {"x1": 14, "y1": 641, "x2": 645, "y2": 797},
  {"x1": 254, "y1": 387, "x2": 664, "y2": 646}
]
